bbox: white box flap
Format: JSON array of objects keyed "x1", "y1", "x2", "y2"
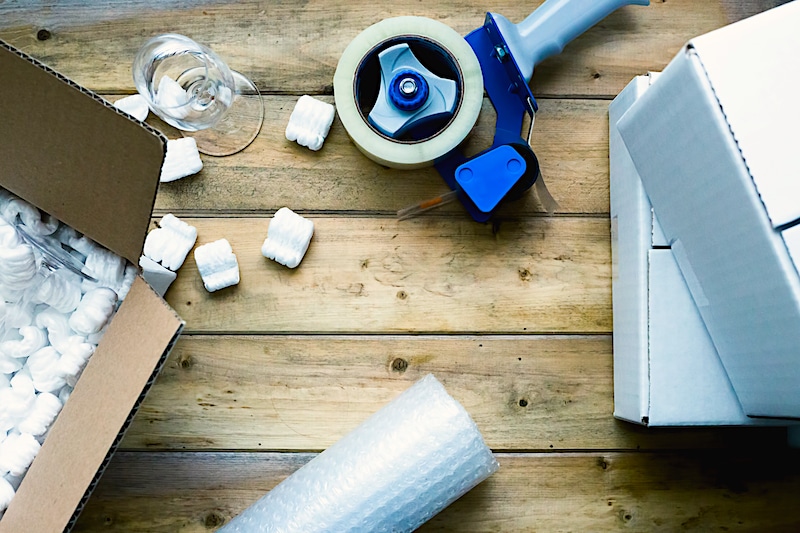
[{"x1": 690, "y1": 1, "x2": 800, "y2": 228}]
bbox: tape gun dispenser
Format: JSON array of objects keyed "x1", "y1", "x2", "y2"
[{"x1": 334, "y1": 0, "x2": 649, "y2": 221}]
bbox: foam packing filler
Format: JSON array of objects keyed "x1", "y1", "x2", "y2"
[
  {"x1": 0, "y1": 187, "x2": 133, "y2": 516},
  {"x1": 112, "y1": 94, "x2": 150, "y2": 122},
  {"x1": 285, "y1": 95, "x2": 335, "y2": 151},
  {"x1": 160, "y1": 138, "x2": 203, "y2": 183},
  {"x1": 194, "y1": 238, "x2": 240, "y2": 292},
  {"x1": 219, "y1": 374, "x2": 499, "y2": 533},
  {"x1": 261, "y1": 208, "x2": 314, "y2": 269}
]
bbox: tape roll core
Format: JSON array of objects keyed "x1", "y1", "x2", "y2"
[{"x1": 334, "y1": 16, "x2": 484, "y2": 169}]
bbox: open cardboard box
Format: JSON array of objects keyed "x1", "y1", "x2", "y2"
[
  {"x1": 617, "y1": 2, "x2": 800, "y2": 419},
  {"x1": 0, "y1": 41, "x2": 184, "y2": 531}
]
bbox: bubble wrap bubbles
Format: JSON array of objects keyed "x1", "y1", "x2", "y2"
[{"x1": 219, "y1": 374, "x2": 498, "y2": 533}]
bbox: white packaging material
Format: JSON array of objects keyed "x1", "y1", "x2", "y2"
[
  {"x1": 159, "y1": 138, "x2": 203, "y2": 183},
  {"x1": 112, "y1": 94, "x2": 149, "y2": 122},
  {"x1": 194, "y1": 238, "x2": 240, "y2": 292},
  {"x1": 219, "y1": 374, "x2": 498, "y2": 533},
  {"x1": 0, "y1": 189, "x2": 136, "y2": 514},
  {"x1": 285, "y1": 95, "x2": 335, "y2": 151},
  {"x1": 261, "y1": 208, "x2": 314, "y2": 269},
  {"x1": 143, "y1": 214, "x2": 198, "y2": 271},
  {"x1": 139, "y1": 256, "x2": 178, "y2": 297},
  {"x1": 155, "y1": 75, "x2": 189, "y2": 118}
]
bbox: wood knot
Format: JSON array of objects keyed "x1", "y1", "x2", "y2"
[
  {"x1": 179, "y1": 354, "x2": 193, "y2": 370},
  {"x1": 391, "y1": 358, "x2": 408, "y2": 373},
  {"x1": 36, "y1": 29, "x2": 51, "y2": 41},
  {"x1": 204, "y1": 511, "x2": 225, "y2": 528},
  {"x1": 396, "y1": 290, "x2": 408, "y2": 300},
  {"x1": 518, "y1": 398, "x2": 528, "y2": 407}
]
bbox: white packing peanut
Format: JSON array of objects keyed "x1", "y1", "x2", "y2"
[
  {"x1": 57, "y1": 338, "x2": 94, "y2": 387},
  {"x1": 0, "y1": 475, "x2": 13, "y2": 513},
  {"x1": 116, "y1": 263, "x2": 138, "y2": 301},
  {"x1": 33, "y1": 273, "x2": 82, "y2": 314},
  {"x1": 0, "y1": 432, "x2": 41, "y2": 477},
  {"x1": 143, "y1": 214, "x2": 198, "y2": 271},
  {"x1": 0, "y1": 326, "x2": 48, "y2": 359},
  {"x1": 17, "y1": 392, "x2": 62, "y2": 437},
  {"x1": 194, "y1": 238, "x2": 240, "y2": 292},
  {"x1": 0, "y1": 220, "x2": 38, "y2": 293},
  {"x1": 25, "y1": 347, "x2": 66, "y2": 394},
  {"x1": 285, "y1": 95, "x2": 335, "y2": 151},
  {"x1": 34, "y1": 308, "x2": 75, "y2": 354},
  {"x1": 82, "y1": 246, "x2": 127, "y2": 293},
  {"x1": 69, "y1": 287, "x2": 118, "y2": 336},
  {"x1": 113, "y1": 94, "x2": 150, "y2": 122},
  {"x1": 0, "y1": 353, "x2": 22, "y2": 374},
  {"x1": 139, "y1": 255, "x2": 177, "y2": 297},
  {"x1": 0, "y1": 374, "x2": 36, "y2": 429},
  {"x1": 68, "y1": 235, "x2": 100, "y2": 258},
  {"x1": 57, "y1": 386, "x2": 72, "y2": 405},
  {"x1": 160, "y1": 138, "x2": 203, "y2": 183},
  {"x1": 2, "y1": 198, "x2": 58, "y2": 236},
  {"x1": 156, "y1": 75, "x2": 190, "y2": 118},
  {"x1": 261, "y1": 207, "x2": 314, "y2": 269}
]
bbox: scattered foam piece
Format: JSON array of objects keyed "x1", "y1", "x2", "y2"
[
  {"x1": 219, "y1": 374, "x2": 499, "y2": 533},
  {"x1": 113, "y1": 94, "x2": 149, "y2": 122},
  {"x1": 194, "y1": 239, "x2": 240, "y2": 292},
  {"x1": 68, "y1": 288, "x2": 118, "y2": 336},
  {"x1": 155, "y1": 75, "x2": 190, "y2": 118},
  {"x1": 1, "y1": 197, "x2": 58, "y2": 236},
  {"x1": 143, "y1": 214, "x2": 198, "y2": 271},
  {"x1": 0, "y1": 432, "x2": 41, "y2": 477},
  {"x1": 139, "y1": 256, "x2": 177, "y2": 297},
  {"x1": 160, "y1": 138, "x2": 203, "y2": 183},
  {"x1": 285, "y1": 95, "x2": 335, "y2": 151},
  {"x1": 261, "y1": 207, "x2": 314, "y2": 268},
  {"x1": 57, "y1": 338, "x2": 94, "y2": 388}
]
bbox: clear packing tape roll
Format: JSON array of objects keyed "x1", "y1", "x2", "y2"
[
  {"x1": 333, "y1": 17, "x2": 484, "y2": 169},
  {"x1": 219, "y1": 374, "x2": 498, "y2": 533}
]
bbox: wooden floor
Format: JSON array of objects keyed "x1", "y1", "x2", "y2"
[{"x1": 3, "y1": 1, "x2": 800, "y2": 531}]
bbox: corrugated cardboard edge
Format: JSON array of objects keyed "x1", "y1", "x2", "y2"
[
  {"x1": 0, "y1": 277, "x2": 184, "y2": 533},
  {"x1": 0, "y1": 40, "x2": 167, "y2": 264}
]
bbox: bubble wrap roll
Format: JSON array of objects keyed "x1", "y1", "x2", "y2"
[{"x1": 219, "y1": 374, "x2": 498, "y2": 533}]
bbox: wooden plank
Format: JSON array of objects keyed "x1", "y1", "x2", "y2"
[
  {"x1": 59, "y1": 83, "x2": 605, "y2": 221},
  {"x1": 122, "y1": 335, "x2": 787, "y2": 452},
  {"x1": 159, "y1": 216, "x2": 612, "y2": 334},
  {"x1": 143, "y1": 97, "x2": 611, "y2": 217},
  {"x1": 0, "y1": 0, "x2": 726, "y2": 97},
  {"x1": 74, "y1": 450, "x2": 800, "y2": 532}
]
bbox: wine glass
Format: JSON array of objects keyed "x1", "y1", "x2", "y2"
[{"x1": 132, "y1": 33, "x2": 264, "y2": 156}]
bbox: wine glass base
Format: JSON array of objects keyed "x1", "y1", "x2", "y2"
[{"x1": 182, "y1": 70, "x2": 264, "y2": 157}]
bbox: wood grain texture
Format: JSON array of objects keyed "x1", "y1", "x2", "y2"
[
  {"x1": 122, "y1": 335, "x2": 788, "y2": 452},
  {"x1": 142, "y1": 97, "x2": 611, "y2": 216},
  {"x1": 0, "y1": 0, "x2": 725, "y2": 97},
  {"x1": 74, "y1": 450, "x2": 800, "y2": 532},
  {"x1": 160, "y1": 217, "x2": 612, "y2": 334}
]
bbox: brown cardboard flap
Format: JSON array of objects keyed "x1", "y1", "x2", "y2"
[
  {"x1": 0, "y1": 277, "x2": 184, "y2": 533},
  {"x1": 0, "y1": 41, "x2": 166, "y2": 264}
]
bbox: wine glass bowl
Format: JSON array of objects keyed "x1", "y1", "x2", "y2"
[{"x1": 133, "y1": 33, "x2": 263, "y2": 156}]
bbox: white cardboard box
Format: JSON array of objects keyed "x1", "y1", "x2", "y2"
[
  {"x1": 610, "y1": 74, "x2": 770, "y2": 426},
  {"x1": 617, "y1": 1, "x2": 800, "y2": 419}
]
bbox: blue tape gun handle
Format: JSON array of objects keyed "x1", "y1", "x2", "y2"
[{"x1": 491, "y1": 0, "x2": 650, "y2": 84}]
